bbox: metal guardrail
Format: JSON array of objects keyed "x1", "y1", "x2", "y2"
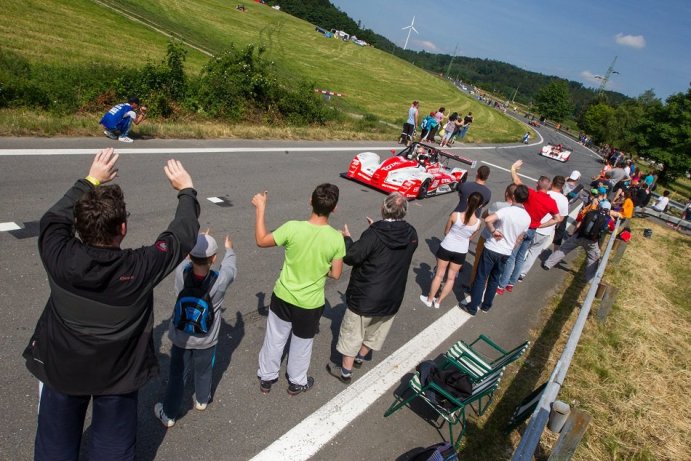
[{"x1": 511, "y1": 219, "x2": 621, "y2": 461}]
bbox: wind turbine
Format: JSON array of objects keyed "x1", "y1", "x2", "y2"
[{"x1": 401, "y1": 16, "x2": 418, "y2": 50}]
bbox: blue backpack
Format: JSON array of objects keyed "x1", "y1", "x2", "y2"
[{"x1": 173, "y1": 267, "x2": 219, "y2": 335}]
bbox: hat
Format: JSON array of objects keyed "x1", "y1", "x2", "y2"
[
  {"x1": 591, "y1": 188, "x2": 599, "y2": 195},
  {"x1": 598, "y1": 187, "x2": 607, "y2": 195},
  {"x1": 190, "y1": 234, "x2": 218, "y2": 258},
  {"x1": 599, "y1": 200, "x2": 612, "y2": 210},
  {"x1": 569, "y1": 170, "x2": 581, "y2": 181},
  {"x1": 128, "y1": 97, "x2": 141, "y2": 105}
]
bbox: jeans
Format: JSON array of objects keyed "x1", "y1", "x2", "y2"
[
  {"x1": 35, "y1": 384, "x2": 138, "y2": 461},
  {"x1": 163, "y1": 344, "x2": 216, "y2": 419},
  {"x1": 114, "y1": 117, "x2": 133, "y2": 137},
  {"x1": 458, "y1": 124, "x2": 470, "y2": 139},
  {"x1": 467, "y1": 247, "x2": 509, "y2": 313},
  {"x1": 544, "y1": 235, "x2": 601, "y2": 282},
  {"x1": 499, "y1": 228, "x2": 536, "y2": 288}
]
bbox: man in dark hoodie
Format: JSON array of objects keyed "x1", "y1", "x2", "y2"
[
  {"x1": 326, "y1": 192, "x2": 418, "y2": 383},
  {"x1": 23, "y1": 148, "x2": 199, "y2": 461}
]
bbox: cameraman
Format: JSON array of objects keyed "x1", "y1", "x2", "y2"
[{"x1": 100, "y1": 97, "x2": 148, "y2": 143}]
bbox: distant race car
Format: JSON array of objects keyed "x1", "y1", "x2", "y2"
[
  {"x1": 539, "y1": 143, "x2": 572, "y2": 162},
  {"x1": 342, "y1": 142, "x2": 476, "y2": 199}
]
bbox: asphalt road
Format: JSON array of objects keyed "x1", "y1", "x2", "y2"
[{"x1": 0, "y1": 126, "x2": 602, "y2": 460}]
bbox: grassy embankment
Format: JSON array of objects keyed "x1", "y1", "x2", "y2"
[
  {"x1": 0, "y1": 0, "x2": 528, "y2": 142},
  {"x1": 457, "y1": 219, "x2": 690, "y2": 460}
]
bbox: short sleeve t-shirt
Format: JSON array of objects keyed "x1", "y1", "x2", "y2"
[
  {"x1": 525, "y1": 189, "x2": 559, "y2": 229},
  {"x1": 536, "y1": 190, "x2": 569, "y2": 236},
  {"x1": 484, "y1": 206, "x2": 531, "y2": 255},
  {"x1": 455, "y1": 182, "x2": 491, "y2": 215},
  {"x1": 480, "y1": 201, "x2": 510, "y2": 240},
  {"x1": 272, "y1": 221, "x2": 346, "y2": 309}
]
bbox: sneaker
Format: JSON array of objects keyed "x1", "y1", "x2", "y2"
[
  {"x1": 154, "y1": 403, "x2": 175, "y2": 428},
  {"x1": 118, "y1": 136, "x2": 133, "y2": 143},
  {"x1": 287, "y1": 376, "x2": 314, "y2": 395},
  {"x1": 353, "y1": 357, "x2": 364, "y2": 369},
  {"x1": 457, "y1": 304, "x2": 477, "y2": 316},
  {"x1": 194, "y1": 400, "x2": 208, "y2": 411},
  {"x1": 480, "y1": 306, "x2": 491, "y2": 313},
  {"x1": 518, "y1": 275, "x2": 525, "y2": 282},
  {"x1": 432, "y1": 298, "x2": 440, "y2": 309},
  {"x1": 259, "y1": 377, "x2": 278, "y2": 394},
  {"x1": 103, "y1": 129, "x2": 117, "y2": 140},
  {"x1": 419, "y1": 294, "x2": 433, "y2": 308},
  {"x1": 505, "y1": 284, "x2": 514, "y2": 293},
  {"x1": 460, "y1": 294, "x2": 472, "y2": 306},
  {"x1": 496, "y1": 287, "x2": 505, "y2": 295},
  {"x1": 326, "y1": 363, "x2": 352, "y2": 384},
  {"x1": 541, "y1": 263, "x2": 550, "y2": 271}
]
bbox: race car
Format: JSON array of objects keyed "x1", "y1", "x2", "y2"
[
  {"x1": 539, "y1": 143, "x2": 572, "y2": 162},
  {"x1": 342, "y1": 142, "x2": 476, "y2": 199}
]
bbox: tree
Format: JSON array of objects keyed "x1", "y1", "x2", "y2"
[
  {"x1": 535, "y1": 80, "x2": 574, "y2": 122},
  {"x1": 581, "y1": 102, "x2": 615, "y2": 145}
]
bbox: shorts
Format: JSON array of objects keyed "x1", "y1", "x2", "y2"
[
  {"x1": 436, "y1": 245, "x2": 467, "y2": 265},
  {"x1": 269, "y1": 293, "x2": 324, "y2": 339},
  {"x1": 336, "y1": 308, "x2": 396, "y2": 356}
]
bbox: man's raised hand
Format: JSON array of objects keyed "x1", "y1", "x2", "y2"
[
  {"x1": 88, "y1": 147, "x2": 119, "y2": 184},
  {"x1": 164, "y1": 160, "x2": 194, "y2": 191},
  {"x1": 252, "y1": 191, "x2": 268, "y2": 210}
]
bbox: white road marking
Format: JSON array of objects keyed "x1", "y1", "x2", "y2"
[
  {"x1": 249, "y1": 307, "x2": 473, "y2": 461},
  {"x1": 481, "y1": 161, "x2": 538, "y2": 182},
  {"x1": 0, "y1": 222, "x2": 21, "y2": 231},
  {"x1": 207, "y1": 197, "x2": 224, "y2": 204}
]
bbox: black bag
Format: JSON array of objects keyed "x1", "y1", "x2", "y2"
[
  {"x1": 410, "y1": 442, "x2": 459, "y2": 461},
  {"x1": 578, "y1": 210, "x2": 608, "y2": 241},
  {"x1": 416, "y1": 360, "x2": 472, "y2": 409},
  {"x1": 173, "y1": 267, "x2": 218, "y2": 335}
]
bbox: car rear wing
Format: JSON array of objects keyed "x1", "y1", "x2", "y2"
[{"x1": 439, "y1": 150, "x2": 477, "y2": 169}]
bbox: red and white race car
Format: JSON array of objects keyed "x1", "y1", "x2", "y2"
[
  {"x1": 539, "y1": 143, "x2": 572, "y2": 162},
  {"x1": 342, "y1": 142, "x2": 476, "y2": 199}
]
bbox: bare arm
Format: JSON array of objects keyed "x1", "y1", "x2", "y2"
[
  {"x1": 510, "y1": 160, "x2": 523, "y2": 185},
  {"x1": 328, "y1": 259, "x2": 343, "y2": 280},
  {"x1": 133, "y1": 106, "x2": 148, "y2": 125},
  {"x1": 443, "y1": 212, "x2": 458, "y2": 235},
  {"x1": 252, "y1": 191, "x2": 276, "y2": 248},
  {"x1": 484, "y1": 213, "x2": 504, "y2": 241}
]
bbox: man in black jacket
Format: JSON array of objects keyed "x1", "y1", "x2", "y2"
[
  {"x1": 326, "y1": 192, "x2": 418, "y2": 383},
  {"x1": 23, "y1": 148, "x2": 199, "y2": 461}
]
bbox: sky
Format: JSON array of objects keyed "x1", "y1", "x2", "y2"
[{"x1": 330, "y1": 0, "x2": 691, "y2": 99}]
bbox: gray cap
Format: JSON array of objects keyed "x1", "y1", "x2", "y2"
[
  {"x1": 190, "y1": 234, "x2": 218, "y2": 258},
  {"x1": 600, "y1": 200, "x2": 612, "y2": 210}
]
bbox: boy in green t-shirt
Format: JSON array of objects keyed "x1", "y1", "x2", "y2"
[{"x1": 252, "y1": 184, "x2": 346, "y2": 395}]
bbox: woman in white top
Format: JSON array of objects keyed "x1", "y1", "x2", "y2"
[{"x1": 421, "y1": 192, "x2": 483, "y2": 308}]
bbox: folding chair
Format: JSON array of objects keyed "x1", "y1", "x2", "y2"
[
  {"x1": 384, "y1": 367, "x2": 504, "y2": 449},
  {"x1": 445, "y1": 335, "x2": 529, "y2": 382}
]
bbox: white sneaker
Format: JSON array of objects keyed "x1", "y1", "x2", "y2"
[
  {"x1": 103, "y1": 130, "x2": 117, "y2": 140},
  {"x1": 154, "y1": 402, "x2": 175, "y2": 428},
  {"x1": 118, "y1": 136, "x2": 133, "y2": 143},
  {"x1": 419, "y1": 295, "x2": 433, "y2": 308},
  {"x1": 460, "y1": 294, "x2": 472, "y2": 306},
  {"x1": 432, "y1": 299, "x2": 440, "y2": 309},
  {"x1": 194, "y1": 400, "x2": 208, "y2": 411}
]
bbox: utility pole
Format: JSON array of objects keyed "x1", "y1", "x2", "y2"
[
  {"x1": 445, "y1": 43, "x2": 458, "y2": 78},
  {"x1": 510, "y1": 84, "x2": 520, "y2": 104}
]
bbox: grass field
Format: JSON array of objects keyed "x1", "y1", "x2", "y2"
[
  {"x1": 1, "y1": 0, "x2": 528, "y2": 142},
  {"x1": 457, "y1": 219, "x2": 690, "y2": 460}
]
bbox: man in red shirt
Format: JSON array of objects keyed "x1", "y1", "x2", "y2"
[{"x1": 497, "y1": 160, "x2": 562, "y2": 293}]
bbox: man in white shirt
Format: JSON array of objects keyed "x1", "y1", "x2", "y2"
[
  {"x1": 520, "y1": 176, "x2": 570, "y2": 280},
  {"x1": 651, "y1": 190, "x2": 671, "y2": 212},
  {"x1": 461, "y1": 185, "x2": 531, "y2": 316}
]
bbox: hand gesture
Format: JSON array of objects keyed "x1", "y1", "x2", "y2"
[
  {"x1": 341, "y1": 224, "x2": 351, "y2": 237},
  {"x1": 366, "y1": 216, "x2": 374, "y2": 225},
  {"x1": 88, "y1": 147, "x2": 119, "y2": 184},
  {"x1": 492, "y1": 229, "x2": 504, "y2": 241},
  {"x1": 225, "y1": 235, "x2": 233, "y2": 249},
  {"x1": 252, "y1": 191, "x2": 268, "y2": 210},
  {"x1": 512, "y1": 159, "x2": 523, "y2": 171},
  {"x1": 164, "y1": 160, "x2": 194, "y2": 191},
  {"x1": 140, "y1": 106, "x2": 148, "y2": 113}
]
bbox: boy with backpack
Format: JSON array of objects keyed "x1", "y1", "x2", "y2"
[
  {"x1": 543, "y1": 201, "x2": 620, "y2": 282},
  {"x1": 155, "y1": 232, "x2": 237, "y2": 427}
]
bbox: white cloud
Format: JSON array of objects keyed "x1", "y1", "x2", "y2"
[
  {"x1": 580, "y1": 70, "x2": 601, "y2": 85},
  {"x1": 615, "y1": 33, "x2": 646, "y2": 49},
  {"x1": 413, "y1": 39, "x2": 439, "y2": 52}
]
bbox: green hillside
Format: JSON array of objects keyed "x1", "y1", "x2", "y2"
[{"x1": 1, "y1": 0, "x2": 527, "y2": 141}]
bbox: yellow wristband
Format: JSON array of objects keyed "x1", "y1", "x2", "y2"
[{"x1": 85, "y1": 175, "x2": 100, "y2": 187}]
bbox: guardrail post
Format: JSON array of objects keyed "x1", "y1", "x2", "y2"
[
  {"x1": 596, "y1": 286, "x2": 619, "y2": 323},
  {"x1": 611, "y1": 240, "x2": 627, "y2": 264},
  {"x1": 547, "y1": 408, "x2": 592, "y2": 461}
]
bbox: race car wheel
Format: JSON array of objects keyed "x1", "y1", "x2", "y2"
[
  {"x1": 417, "y1": 179, "x2": 431, "y2": 200},
  {"x1": 450, "y1": 181, "x2": 458, "y2": 192}
]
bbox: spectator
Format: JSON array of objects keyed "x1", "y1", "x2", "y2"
[
  {"x1": 100, "y1": 97, "x2": 148, "y2": 143},
  {"x1": 419, "y1": 112, "x2": 436, "y2": 142},
  {"x1": 519, "y1": 176, "x2": 569, "y2": 280},
  {"x1": 458, "y1": 112, "x2": 474, "y2": 140},
  {"x1": 497, "y1": 160, "x2": 562, "y2": 294},
  {"x1": 401, "y1": 101, "x2": 419, "y2": 146},
  {"x1": 154, "y1": 232, "x2": 237, "y2": 428},
  {"x1": 24, "y1": 149, "x2": 199, "y2": 460},
  {"x1": 619, "y1": 190, "x2": 634, "y2": 228},
  {"x1": 651, "y1": 190, "x2": 671, "y2": 212},
  {"x1": 468, "y1": 184, "x2": 517, "y2": 288},
  {"x1": 635, "y1": 182, "x2": 652, "y2": 210},
  {"x1": 543, "y1": 201, "x2": 620, "y2": 282},
  {"x1": 674, "y1": 199, "x2": 690, "y2": 231},
  {"x1": 455, "y1": 165, "x2": 491, "y2": 216},
  {"x1": 421, "y1": 192, "x2": 483, "y2": 309},
  {"x1": 253, "y1": 185, "x2": 345, "y2": 395},
  {"x1": 426, "y1": 107, "x2": 446, "y2": 143},
  {"x1": 563, "y1": 170, "x2": 584, "y2": 204},
  {"x1": 522, "y1": 132, "x2": 530, "y2": 144},
  {"x1": 440, "y1": 112, "x2": 463, "y2": 147},
  {"x1": 326, "y1": 193, "x2": 418, "y2": 383},
  {"x1": 460, "y1": 185, "x2": 530, "y2": 315}
]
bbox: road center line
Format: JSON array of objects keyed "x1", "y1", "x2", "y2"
[
  {"x1": 481, "y1": 161, "x2": 538, "y2": 182},
  {"x1": 249, "y1": 307, "x2": 473, "y2": 461}
]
